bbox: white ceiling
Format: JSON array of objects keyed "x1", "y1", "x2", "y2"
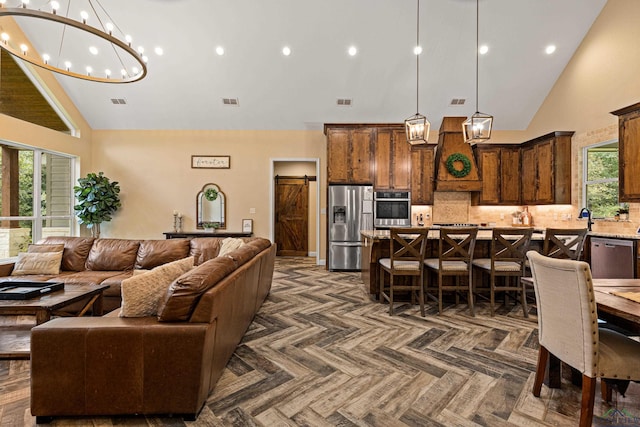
[{"x1": 7, "y1": 0, "x2": 608, "y2": 131}]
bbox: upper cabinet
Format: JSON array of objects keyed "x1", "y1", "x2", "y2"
[
  {"x1": 612, "y1": 103, "x2": 640, "y2": 202},
  {"x1": 472, "y1": 144, "x2": 520, "y2": 205},
  {"x1": 374, "y1": 128, "x2": 411, "y2": 190},
  {"x1": 520, "y1": 131, "x2": 573, "y2": 205},
  {"x1": 411, "y1": 145, "x2": 436, "y2": 205},
  {"x1": 326, "y1": 126, "x2": 374, "y2": 184}
]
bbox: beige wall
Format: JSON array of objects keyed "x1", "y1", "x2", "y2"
[{"x1": 90, "y1": 130, "x2": 327, "y2": 257}]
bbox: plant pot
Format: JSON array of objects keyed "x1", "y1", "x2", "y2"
[
  {"x1": 205, "y1": 228, "x2": 215, "y2": 233},
  {"x1": 620, "y1": 213, "x2": 629, "y2": 221}
]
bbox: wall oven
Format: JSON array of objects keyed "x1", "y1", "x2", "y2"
[{"x1": 374, "y1": 191, "x2": 411, "y2": 228}]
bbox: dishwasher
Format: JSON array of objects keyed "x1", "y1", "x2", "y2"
[{"x1": 590, "y1": 237, "x2": 635, "y2": 279}]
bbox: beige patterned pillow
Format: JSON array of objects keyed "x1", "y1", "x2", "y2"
[
  {"x1": 11, "y1": 251, "x2": 63, "y2": 275},
  {"x1": 119, "y1": 257, "x2": 194, "y2": 318},
  {"x1": 218, "y1": 238, "x2": 245, "y2": 256}
]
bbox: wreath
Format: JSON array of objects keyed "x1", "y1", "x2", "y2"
[
  {"x1": 445, "y1": 153, "x2": 472, "y2": 178},
  {"x1": 204, "y1": 188, "x2": 219, "y2": 201}
]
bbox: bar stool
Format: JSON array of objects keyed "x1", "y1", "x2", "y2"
[
  {"x1": 423, "y1": 226, "x2": 478, "y2": 316},
  {"x1": 379, "y1": 227, "x2": 429, "y2": 316},
  {"x1": 472, "y1": 227, "x2": 533, "y2": 316}
]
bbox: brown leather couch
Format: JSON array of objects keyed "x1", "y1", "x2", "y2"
[
  {"x1": 24, "y1": 236, "x2": 276, "y2": 422},
  {"x1": 0, "y1": 236, "x2": 259, "y2": 313}
]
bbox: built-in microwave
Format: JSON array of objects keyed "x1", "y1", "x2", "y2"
[{"x1": 373, "y1": 191, "x2": 411, "y2": 228}]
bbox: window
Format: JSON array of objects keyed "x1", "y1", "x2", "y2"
[
  {"x1": 0, "y1": 143, "x2": 76, "y2": 258},
  {"x1": 583, "y1": 140, "x2": 619, "y2": 218}
]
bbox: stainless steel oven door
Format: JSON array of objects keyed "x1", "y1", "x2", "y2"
[{"x1": 374, "y1": 199, "x2": 411, "y2": 228}]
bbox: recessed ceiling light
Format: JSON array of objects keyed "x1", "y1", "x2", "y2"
[
  {"x1": 545, "y1": 44, "x2": 556, "y2": 55},
  {"x1": 413, "y1": 45, "x2": 422, "y2": 55},
  {"x1": 89, "y1": 46, "x2": 98, "y2": 55},
  {"x1": 215, "y1": 46, "x2": 225, "y2": 56},
  {"x1": 282, "y1": 46, "x2": 291, "y2": 56},
  {"x1": 479, "y1": 45, "x2": 489, "y2": 55},
  {"x1": 348, "y1": 46, "x2": 357, "y2": 56},
  {"x1": 154, "y1": 47, "x2": 163, "y2": 56}
]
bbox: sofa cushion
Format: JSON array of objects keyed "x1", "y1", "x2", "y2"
[
  {"x1": 120, "y1": 257, "x2": 195, "y2": 318},
  {"x1": 85, "y1": 239, "x2": 140, "y2": 271},
  {"x1": 157, "y1": 256, "x2": 236, "y2": 322},
  {"x1": 224, "y1": 245, "x2": 261, "y2": 268},
  {"x1": 38, "y1": 237, "x2": 95, "y2": 271},
  {"x1": 27, "y1": 243, "x2": 65, "y2": 254},
  {"x1": 11, "y1": 251, "x2": 63, "y2": 276},
  {"x1": 135, "y1": 239, "x2": 191, "y2": 270},
  {"x1": 189, "y1": 238, "x2": 223, "y2": 265}
]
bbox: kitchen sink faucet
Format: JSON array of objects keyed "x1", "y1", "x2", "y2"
[{"x1": 578, "y1": 207, "x2": 593, "y2": 231}]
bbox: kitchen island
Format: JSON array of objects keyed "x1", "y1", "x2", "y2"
[{"x1": 360, "y1": 228, "x2": 544, "y2": 297}]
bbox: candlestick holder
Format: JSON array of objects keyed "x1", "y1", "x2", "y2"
[
  {"x1": 176, "y1": 216, "x2": 183, "y2": 233},
  {"x1": 173, "y1": 213, "x2": 178, "y2": 232}
]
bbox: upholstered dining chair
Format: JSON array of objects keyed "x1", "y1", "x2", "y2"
[
  {"x1": 423, "y1": 226, "x2": 478, "y2": 316},
  {"x1": 379, "y1": 227, "x2": 429, "y2": 317},
  {"x1": 472, "y1": 227, "x2": 533, "y2": 316},
  {"x1": 521, "y1": 228, "x2": 588, "y2": 318},
  {"x1": 526, "y1": 251, "x2": 640, "y2": 427}
]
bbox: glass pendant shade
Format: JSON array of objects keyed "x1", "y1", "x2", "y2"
[
  {"x1": 405, "y1": 113, "x2": 430, "y2": 145},
  {"x1": 463, "y1": 112, "x2": 493, "y2": 143}
]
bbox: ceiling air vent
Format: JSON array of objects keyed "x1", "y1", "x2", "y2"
[
  {"x1": 337, "y1": 98, "x2": 352, "y2": 106},
  {"x1": 222, "y1": 98, "x2": 239, "y2": 106},
  {"x1": 450, "y1": 98, "x2": 466, "y2": 105},
  {"x1": 110, "y1": 98, "x2": 127, "y2": 105}
]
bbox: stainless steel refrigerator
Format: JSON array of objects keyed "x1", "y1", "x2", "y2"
[{"x1": 328, "y1": 185, "x2": 373, "y2": 271}]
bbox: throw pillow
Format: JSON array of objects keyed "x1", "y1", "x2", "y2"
[
  {"x1": 11, "y1": 251, "x2": 63, "y2": 275},
  {"x1": 119, "y1": 257, "x2": 194, "y2": 318},
  {"x1": 218, "y1": 238, "x2": 245, "y2": 256}
]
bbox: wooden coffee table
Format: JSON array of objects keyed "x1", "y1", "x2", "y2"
[{"x1": 0, "y1": 283, "x2": 109, "y2": 359}]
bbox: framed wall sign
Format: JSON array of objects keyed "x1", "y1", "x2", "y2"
[
  {"x1": 242, "y1": 219, "x2": 253, "y2": 233},
  {"x1": 191, "y1": 155, "x2": 230, "y2": 169}
]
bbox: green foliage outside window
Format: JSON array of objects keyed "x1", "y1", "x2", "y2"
[{"x1": 584, "y1": 143, "x2": 619, "y2": 218}]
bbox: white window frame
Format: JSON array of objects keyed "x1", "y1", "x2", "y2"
[{"x1": 0, "y1": 141, "x2": 78, "y2": 246}]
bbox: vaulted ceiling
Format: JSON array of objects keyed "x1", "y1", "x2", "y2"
[{"x1": 3, "y1": 0, "x2": 608, "y2": 132}]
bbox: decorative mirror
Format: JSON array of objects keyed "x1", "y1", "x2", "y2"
[{"x1": 196, "y1": 183, "x2": 226, "y2": 229}]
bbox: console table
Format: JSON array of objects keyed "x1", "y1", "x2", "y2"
[{"x1": 164, "y1": 231, "x2": 253, "y2": 239}]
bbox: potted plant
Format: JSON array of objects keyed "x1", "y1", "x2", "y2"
[
  {"x1": 74, "y1": 172, "x2": 121, "y2": 238},
  {"x1": 618, "y1": 204, "x2": 630, "y2": 221},
  {"x1": 202, "y1": 221, "x2": 220, "y2": 233}
]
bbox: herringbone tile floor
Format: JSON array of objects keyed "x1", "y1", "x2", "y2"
[{"x1": 1, "y1": 257, "x2": 639, "y2": 426}]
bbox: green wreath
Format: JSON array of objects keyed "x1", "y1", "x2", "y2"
[
  {"x1": 445, "y1": 153, "x2": 472, "y2": 178},
  {"x1": 204, "y1": 188, "x2": 219, "y2": 201}
]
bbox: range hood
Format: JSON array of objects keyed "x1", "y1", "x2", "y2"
[{"x1": 433, "y1": 117, "x2": 482, "y2": 192}]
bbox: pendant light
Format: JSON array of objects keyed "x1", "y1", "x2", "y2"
[
  {"x1": 463, "y1": 0, "x2": 493, "y2": 143},
  {"x1": 405, "y1": 0, "x2": 430, "y2": 145}
]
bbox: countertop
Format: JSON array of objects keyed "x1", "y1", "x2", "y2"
[{"x1": 360, "y1": 228, "x2": 640, "y2": 241}]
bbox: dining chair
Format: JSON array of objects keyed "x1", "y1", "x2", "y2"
[
  {"x1": 472, "y1": 227, "x2": 533, "y2": 316},
  {"x1": 423, "y1": 226, "x2": 478, "y2": 316},
  {"x1": 379, "y1": 227, "x2": 429, "y2": 317},
  {"x1": 526, "y1": 251, "x2": 640, "y2": 427},
  {"x1": 521, "y1": 228, "x2": 588, "y2": 318}
]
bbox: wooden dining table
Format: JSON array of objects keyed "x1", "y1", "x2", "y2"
[{"x1": 592, "y1": 278, "x2": 640, "y2": 334}]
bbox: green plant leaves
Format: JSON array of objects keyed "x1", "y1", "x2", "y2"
[{"x1": 74, "y1": 171, "x2": 121, "y2": 228}]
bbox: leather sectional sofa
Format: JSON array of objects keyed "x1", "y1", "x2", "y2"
[{"x1": 1, "y1": 236, "x2": 276, "y2": 422}]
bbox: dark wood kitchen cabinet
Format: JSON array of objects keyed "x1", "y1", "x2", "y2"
[
  {"x1": 612, "y1": 102, "x2": 640, "y2": 202},
  {"x1": 472, "y1": 144, "x2": 521, "y2": 205},
  {"x1": 411, "y1": 144, "x2": 435, "y2": 205},
  {"x1": 374, "y1": 128, "x2": 411, "y2": 190},
  {"x1": 520, "y1": 131, "x2": 573, "y2": 205},
  {"x1": 326, "y1": 127, "x2": 374, "y2": 184}
]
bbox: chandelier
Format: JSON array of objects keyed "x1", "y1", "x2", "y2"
[
  {"x1": 463, "y1": 0, "x2": 493, "y2": 143},
  {"x1": 405, "y1": 0, "x2": 430, "y2": 145},
  {"x1": 0, "y1": 0, "x2": 148, "y2": 83}
]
